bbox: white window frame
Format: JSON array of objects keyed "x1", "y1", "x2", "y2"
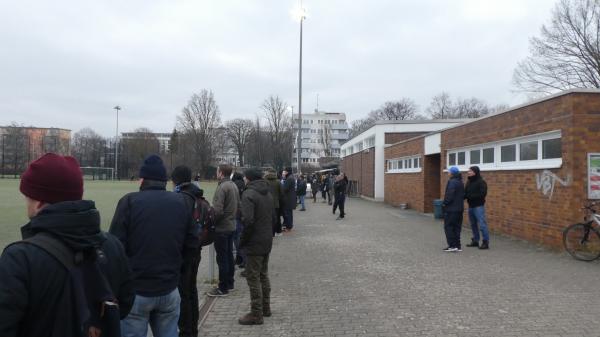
[
  {"x1": 386, "y1": 154, "x2": 422, "y2": 174},
  {"x1": 445, "y1": 130, "x2": 562, "y2": 171}
]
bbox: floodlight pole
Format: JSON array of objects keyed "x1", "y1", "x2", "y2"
[
  {"x1": 114, "y1": 105, "x2": 121, "y2": 180},
  {"x1": 296, "y1": 9, "x2": 305, "y2": 175}
]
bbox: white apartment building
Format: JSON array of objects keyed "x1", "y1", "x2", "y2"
[{"x1": 292, "y1": 110, "x2": 349, "y2": 167}]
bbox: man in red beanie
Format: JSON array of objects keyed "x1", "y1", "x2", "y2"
[{"x1": 0, "y1": 153, "x2": 134, "y2": 337}]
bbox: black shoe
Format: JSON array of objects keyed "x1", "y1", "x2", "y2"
[
  {"x1": 466, "y1": 240, "x2": 479, "y2": 248},
  {"x1": 479, "y1": 241, "x2": 489, "y2": 250},
  {"x1": 238, "y1": 313, "x2": 263, "y2": 325}
]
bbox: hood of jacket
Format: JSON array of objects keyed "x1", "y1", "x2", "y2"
[
  {"x1": 468, "y1": 166, "x2": 481, "y2": 182},
  {"x1": 264, "y1": 171, "x2": 278, "y2": 181},
  {"x1": 178, "y1": 182, "x2": 203, "y2": 197},
  {"x1": 21, "y1": 200, "x2": 105, "y2": 252},
  {"x1": 246, "y1": 179, "x2": 270, "y2": 195}
]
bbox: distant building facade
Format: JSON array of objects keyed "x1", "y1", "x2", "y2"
[
  {"x1": 0, "y1": 126, "x2": 71, "y2": 176},
  {"x1": 292, "y1": 110, "x2": 349, "y2": 167}
]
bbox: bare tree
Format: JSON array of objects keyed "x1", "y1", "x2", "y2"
[
  {"x1": 454, "y1": 97, "x2": 491, "y2": 118},
  {"x1": 71, "y1": 128, "x2": 106, "y2": 167},
  {"x1": 177, "y1": 89, "x2": 221, "y2": 177},
  {"x1": 371, "y1": 98, "x2": 418, "y2": 120},
  {"x1": 261, "y1": 95, "x2": 293, "y2": 170},
  {"x1": 426, "y1": 92, "x2": 454, "y2": 119},
  {"x1": 320, "y1": 124, "x2": 332, "y2": 157},
  {"x1": 120, "y1": 128, "x2": 160, "y2": 178},
  {"x1": 225, "y1": 118, "x2": 253, "y2": 167},
  {"x1": 348, "y1": 117, "x2": 376, "y2": 139},
  {"x1": 513, "y1": 0, "x2": 600, "y2": 94}
]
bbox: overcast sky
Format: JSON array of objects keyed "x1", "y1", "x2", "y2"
[{"x1": 0, "y1": 0, "x2": 557, "y2": 137}]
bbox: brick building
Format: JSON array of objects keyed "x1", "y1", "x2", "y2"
[
  {"x1": 383, "y1": 89, "x2": 600, "y2": 249},
  {"x1": 340, "y1": 120, "x2": 466, "y2": 200}
]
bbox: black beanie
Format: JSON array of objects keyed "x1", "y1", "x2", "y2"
[
  {"x1": 171, "y1": 165, "x2": 192, "y2": 185},
  {"x1": 244, "y1": 168, "x2": 263, "y2": 181},
  {"x1": 139, "y1": 155, "x2": 167, "y2": 181}
]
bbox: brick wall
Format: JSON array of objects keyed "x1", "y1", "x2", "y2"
[
  {"x1": 385, "y1": 132, "x2": 427, "y2": 145},
  {"x1": 423, "y1": 154, "x2": 441, "y2": 213},
  {"x1": 341, "y1": 148, "x2": 375, "y2": 198},
  {"x1": 384, "y1": 138, "x2": 427, "y2": 211},
  {"x1": 440, "y1": 92, "x2": 600, "y2": 248}
]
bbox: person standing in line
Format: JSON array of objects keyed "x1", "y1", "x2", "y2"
[
  {"x1": 207, "y1": 164, "x2": 240, "y2": 297},
  {"x1": 110, "y1": 155, "x2": 199, "y2": 337},
  {"x1": 327, "y1": 173, "x2": 335, "y2": 205},
  {"x1": 264, "y1": 169, "x2": 282, "y2": 236},
  {"x1": 0, "y1": 153, "x2": 134, "y2": 337},
  {"x1": 333, "y1": 172, "x2": 348, "y2": 220},
  {"x1": 311, "y1": 174, "x2": 320, "y2": 203},
  {"x1": 238, "y1": 168, "x2": 274, "y2": 325},
  {"x1": 281, "y1": 167, "x2": 296, "y2": 231},
  {"x1": 464, "y1": 166, "x2": 490, "y2": 250},
  {"x1": 442, "y1": 166, "x2": 465, "y2": 253},
  {"x1": 296, "y1": 175, "x2": 307, "y2": 211},
  {"x1": 171, "y1": 165, "x2": 204, "y2": 337},
  {"x1": 232, "y1": 172, "x2": 246, "y2": 268}
]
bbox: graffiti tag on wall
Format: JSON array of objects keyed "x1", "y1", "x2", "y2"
[{"x1": 535, "y1": 170, "x2": 572, "y2": 200}]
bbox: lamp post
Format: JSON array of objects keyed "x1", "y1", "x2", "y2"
[
  {"x1": 287, "y1": 106, "x2": 295, "y2": 168},
  {"x1": 113, "y1": 105, "x2": 121, "y2": 180},
  {"x1": 295, "y1": 5, "x2": 306, "y2": 175}
]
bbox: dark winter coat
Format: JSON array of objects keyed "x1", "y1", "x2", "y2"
[
  {"x1": 296, "y1": 180, "x2": 307, "y2": 196},
  {"x1": 311, "y1": 177, "x2": 320, "y2": 194},
  {"x1": 109, "y1": 180, "x2": 198, "y2": 297},
  {"x1": 212, "y1": 178, "x2": 240, "y2": 233},
  {"x1": 264, "y1": 171, "x2": 281, "y2": 209},
  {"x1": 240, "y1": 179, "x2": 274, "y2": 256},
  {"x1": 334, "y1": 179, "x2": 347, "y2": 196},
  {"x1": 443, "y1": 174, "x2": 465, "y2": 213},
  {"x1": 177, "y1": 182, "x2": 204, "y2": 249},
  {"x1": 464, "y1": 169, "x2": 487, "y2": 208},
  {"x1": 0, "y1": 200, "x2": 134, "y2": 337},
  {"x1": 281, "y1": 174, "x2": 296, "y2": 210}
]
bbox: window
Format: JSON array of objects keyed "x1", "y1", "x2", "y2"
[
  {"x1": 446, "y1": 131, "x2": 562, "y2": 171},
  {"x1": 449, "y1": 153, "x2": 456, "y2": 166},
  {"x1": 386, "y1": 155, "x2": 422, "y2": 173},
  {"x1": 482, "y1": 148, "x2": 494, "y2": 164},
  {"x1": 520, "y1": 141, "x2": 538, "y2": 161},
  {"x1": 470, "y1": 150, "x2": 480, "y2": 164},
  {"x1": 542, "y1": 138, "x2": 561, "y2": 159},
  {"x1": 501, "y1": 144, "x2": 516, "y2": 162}
]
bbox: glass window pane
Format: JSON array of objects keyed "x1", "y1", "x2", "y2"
[
  {"x1": 482, "y1": 148, "x2": 494, "y2": 164},
  {"x1": 542, "y1": 138, "x2": 561, "y2": 159},
  {"x1": 449, "y1": 153, "x2": 456, "y2": 166},
  {"x1": 520, "y1": 141, "x2": 538, "y2": 161},
  {"x1": 414, "y1": 158, "x2": 419, "y2": 168},
  {"x1": 457, "y1": 152, "x2": 466, "y2": 165},
  {"x1": 470, "y1": 150, "x2": 480, "y2": 164},
  {"x1": 399, "y1": 160, "x2": 403, "y2": 169},
  {"x1": 501, "y1": 144, "x2": 516, "y2": 162},
  {"x1": 406, "y1": 159, "x2": 412, "y2": 168}
]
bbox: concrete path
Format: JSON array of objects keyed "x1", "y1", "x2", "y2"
[{"x1": 197, "y1": 197, "x2": 600, "y2": 337}]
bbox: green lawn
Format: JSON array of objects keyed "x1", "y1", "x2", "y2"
[{"x1": 0, "y1": 179, "x2": 216, "y2": 250}]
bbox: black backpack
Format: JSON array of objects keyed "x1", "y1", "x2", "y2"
[
  {"x1": 18, "y1": 232, "x2": 121, "y2": 337},
  {"x1": 182, "y1": 192, "x2": 216, "y2": 247}
]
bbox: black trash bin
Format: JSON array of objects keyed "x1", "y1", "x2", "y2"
[{"x1": 433, "y1": 199, "x2": 444, "y2": 219}]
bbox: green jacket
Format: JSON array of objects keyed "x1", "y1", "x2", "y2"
[
  {"x1": 212, "y1": 178, "x2": 240, "y2": 233},
  {"x1": 240, "y1": 179, "x2": 274, "y2": 256},
  {"x1": 264, "y1": 171, "x2": 281, "y2": 209}
]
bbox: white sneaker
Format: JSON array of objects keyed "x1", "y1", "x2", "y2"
[
  {"x1": 443, "y1": 247, "x2": 458, "y2": 252},
  {"x1": 275, "y1": 233, "x2": 283, "y2": 237}
]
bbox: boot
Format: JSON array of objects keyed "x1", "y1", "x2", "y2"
[
  {"x1": 479, "y1": 240, "x2": 489, "y2": 250},
  {"x1": 263, "y1": 304, "x2": 272, "y2": 317},
  {"x1": 466, "y1": 239, "x2": 479, "y2": 248},
  {"x1": 238, "y1": 313, "x2": 263, "y2": 325}
]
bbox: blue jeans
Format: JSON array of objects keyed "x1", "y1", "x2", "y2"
[
  {"x1": 299, "y1": 195, "x2": 306, "y2": 210},
  {"x1": 468, "y1": 206, "x2": 490, "y2": 242},
  {"x1": 121, "y1": 289, "x2": 181, "y2": 337},
  {"x1": 214, "y1": 231, "x2": 235, "y2": 292},
  {"x1": 282, "y1": 209, "x2": 294, "y2": 229}
]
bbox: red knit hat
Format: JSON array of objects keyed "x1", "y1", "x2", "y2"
[{"x1": 20, "y1": 153, "x2": 84, "y2": 203}]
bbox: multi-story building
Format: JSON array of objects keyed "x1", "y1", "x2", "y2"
[
  {"x1": 292, "y1": 110, "x2": 349, "y2": 167},
  {"x1": 121, "y1": 132, "x2": 172, "y2": 154}
]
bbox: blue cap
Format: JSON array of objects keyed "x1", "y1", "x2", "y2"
[{"x1": 449, "y1": 166, "x2": 460, "y2": 175}]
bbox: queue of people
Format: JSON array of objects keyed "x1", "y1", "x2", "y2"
[{"x1": 0, "y1": 153, "x2": 350, "y2": 337}]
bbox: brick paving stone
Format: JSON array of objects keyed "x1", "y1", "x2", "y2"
[{"x1": 196, "y1": 198, "x2": 600, "y2": 336}]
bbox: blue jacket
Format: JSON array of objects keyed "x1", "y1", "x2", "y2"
[
  {"x1": 443, "y1": 174, "x2": 465, "y2": 213},
  {"x1": 109, "y1": 180, "x2": 198, "y2": 297}
]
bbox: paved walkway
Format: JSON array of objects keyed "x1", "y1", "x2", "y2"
[{"x1": 197, "y1": 197, "x2": 600, "y2": 337}]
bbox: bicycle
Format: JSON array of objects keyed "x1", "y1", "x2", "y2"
[{"x1": 563, "y1": 201, "x2": 600, "y2": 261}]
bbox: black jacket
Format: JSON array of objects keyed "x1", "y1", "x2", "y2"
[
  {"x1": 281, "y1": 174, "x2": 296, "y2": 210},
  {"x1": 443, "y1": 174, "x2": 465, "y2": 213},
  {"x1": 465, "y1": 171, "x2": 487, "y2": 208},
  {"x1": 109, "y1": 180, "x2": 198, "y2": 297},
  {"x1": 0, "y1": 200, "x2": 134, "y2": 337},
  {"x1": 334, "y1": 179, "x2": 347, "y2": 196},
  {"x1": 177, "y1": 182, "x2": 204, "y2": 249},
  {"x1": 296, "y1": 180, "x2": 307, "y2": 196},
  {"x1": 240, "y1": 179, "x2": 274, "y2": 256}
]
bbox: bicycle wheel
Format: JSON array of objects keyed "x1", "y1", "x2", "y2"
[{"x1": 563, "y1": 222, "x2": 600, "y2": 261}]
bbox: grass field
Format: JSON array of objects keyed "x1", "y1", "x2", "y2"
[{"x1": 0, "y1": 179, "x2": 217, "y2": 250}]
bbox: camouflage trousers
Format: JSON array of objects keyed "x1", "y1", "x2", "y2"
[{"x1": 245, "y1": 254, "x2": 271, "y2": 316}]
